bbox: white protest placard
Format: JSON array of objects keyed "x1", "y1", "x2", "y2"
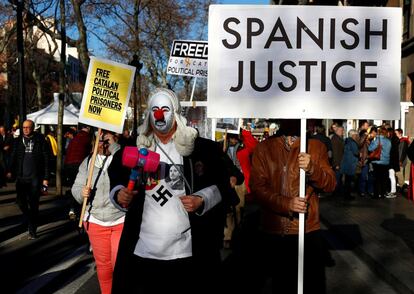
[
  {"x1": 215, "y1": 118, "x2": 241, "y2": 134},
  {"x1": 208, "y1": 5, "x2": 401, "y2": 120},
  {"x1": 180, "y1": 105, "x2": 212, "y2": 139},
  {"x1": 167, "y1": 40, "x2": 208, "y2": 78},
  {"x1": 79, "y1": 56, "x2": 136, "y2": 133}
]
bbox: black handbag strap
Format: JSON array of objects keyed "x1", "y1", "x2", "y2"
[{"x1": 85, "y1": 156, "x2": 108, "y2": 230}]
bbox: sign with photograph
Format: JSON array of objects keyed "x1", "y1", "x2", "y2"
[
  {"x1": 79, "y1": 56, "x2": 136, "y2": 133},
  {"x1": 181, "y1": 105, "x2": 212, "y2": 139},
  {"x1": 208, "y1": 5, "x2": 401, "y2": 120},
  {"x1": 215, "y1": 118, "x2": 241, "y2": 134},
  {"x1": 167, "y1": 40, "x2": 208, "y2": 78}
]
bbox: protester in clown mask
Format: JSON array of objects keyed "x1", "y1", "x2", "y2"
[
  {"x1": 149, "y1": 92, "x2": 175, "y2": 134},
  {"x1": 111, "y1": 88, "x2": 238, "y2": 294}
]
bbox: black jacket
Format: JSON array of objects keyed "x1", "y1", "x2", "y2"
[
  {"x1": 407, "y1": 140, "x2": 414, "y2": 162},
  {"x1": 390, "y1": 135, "x2": 400, "y2": 172},
  {"x1": 112, "y1": 137, "x2": 237, "y2": 293},
  {"x1": 0, "y1": 133, "x2": 13, "y2": 155},
  {"x1": 8, "y1": 132, "x2": 50, "y2": 181}
]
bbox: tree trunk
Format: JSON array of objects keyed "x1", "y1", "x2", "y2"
[
  {"x1": 56, "y1": 0, "x2": 67, "y2": 196},
  {"x1": 70, "y1": 0, "x2": 89, "y2": 72},
  {"x1": 134, "y1": 0, "x2": 142, "y2": 129},
  {"x1": 32, "y1": 68, "x2": 42, "y2": 110}
]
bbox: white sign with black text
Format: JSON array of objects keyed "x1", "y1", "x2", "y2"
[
  {"x1": 167, "y1": 40, "x2": 208, "y2": 78},
  {"x1": 208, "y1": 5, "x2": 401, "y2": 119}
]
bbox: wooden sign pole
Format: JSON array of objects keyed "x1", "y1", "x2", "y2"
[{"x1": 78, "y1": 128, "x2": 102, "y2": 228}]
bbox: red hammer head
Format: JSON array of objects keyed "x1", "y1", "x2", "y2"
[
  {"x1": 122, "y1": 146, "x2": 160, "y2": 172},
  {"x1": 154, "y1": 109, "x2": 164, "y2": 121}
]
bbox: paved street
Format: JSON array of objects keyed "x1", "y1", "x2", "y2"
[
  {"x1": 0, "y1": 183, "x2": 89, "y2": 294},
  {"x1": 1, "y1": 183, "x2": 414, "y2": 293},
  {"x1": 1, "y1": 0, "x2": 412, "y2": 293},
  {"x1": 320, "y1": 193, "x2": 414, "y2": 294}
]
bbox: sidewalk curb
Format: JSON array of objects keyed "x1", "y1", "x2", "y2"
[
  {"x1": 0, "y1": 195, "x2": 72, "y2": 244},
  {"x1": 320, "y1": 215, "x2": 414, "y2": 294},
  {"x1": 16, "y1": 244, "x2": 90, "y2": 294},
  {"x1": 0, "y1": 189, "x2": 16, "y2": 196},
  {"x1": 0, "y1": 220, "x2": 68, "y2": 249},
  {"x1": 0, "y1": 192, "x2": 61, "y2": 205}
]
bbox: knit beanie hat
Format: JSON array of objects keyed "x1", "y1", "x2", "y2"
[{"x1": 278, "y1": 119, "x2": 301, "y2": 137}]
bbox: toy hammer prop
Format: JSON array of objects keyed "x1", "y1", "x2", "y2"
[{"x1": 122, "y1": 146, "x2": 160, "y2": 191}]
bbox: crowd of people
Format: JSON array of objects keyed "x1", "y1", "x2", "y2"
[
  {"x1": 1, "y1": 88, "x2": 414, "y2": 294},
  {"x1": 326, "y1": 120, "x2": 411, "y2": 200}
]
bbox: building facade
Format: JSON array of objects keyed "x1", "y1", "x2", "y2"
[{"x1": 0, "y1": 17, "x2": 83, "y2": 127}]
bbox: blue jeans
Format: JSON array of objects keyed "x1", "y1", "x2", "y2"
[
  {"x1": 359, "y1": 164, "x2": 374, "y2": 194},
  {"x1": 334, "y1": 170, "x2": 343, "y2": 196}
]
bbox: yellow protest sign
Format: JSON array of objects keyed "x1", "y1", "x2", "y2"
[{"x1": 79, "y1": 56, "x2": 136, "y2": 133}]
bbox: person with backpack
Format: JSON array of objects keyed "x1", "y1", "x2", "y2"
[
  {"x1": 71, "y1": 131, "x2": 130, "y2": 294},
  {"x1": 368, "y1": 126, "x2": 391, "y2": 199}
]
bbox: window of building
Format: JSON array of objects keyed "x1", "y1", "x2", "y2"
[
  {"x1": 403, "y1": 0, "x2": 412, "y2": 40},
  {"x1": 406, "y1": 73, "x2": 414, "y2": 102}
]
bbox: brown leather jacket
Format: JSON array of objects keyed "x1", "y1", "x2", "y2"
[
  {"x1": 357, "y1": 131, "x2": 370, "y2": 165},
  {"x1": 250, "y1": 136, "x2": 336, "y2": 235}
]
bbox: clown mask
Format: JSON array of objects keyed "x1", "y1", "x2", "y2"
[{"x1": 149, "y1": 93, "x2": 175, "y2": 134}]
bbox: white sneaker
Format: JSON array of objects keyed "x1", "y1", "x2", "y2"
[
  {"x1": 68, "y1": 210, "x2": 76, "y2": 220},
  {"x1": 385, "y1": 192, "x2": 397, "y2": 199}
]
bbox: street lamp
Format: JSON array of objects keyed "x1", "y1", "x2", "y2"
[
  {"x1": 129, "y1": 54, "x2": 143, "y2": 137},
  {"x1": 15, "y1": 0, "x2": 26, "y2": 129}
]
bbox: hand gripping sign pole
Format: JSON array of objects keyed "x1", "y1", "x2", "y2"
[
  {"x1": 298, "y1": 118, "x2": 306, "y2": 294},
  {"x1": 77, "y1": 56, "x2": 136, "y2": 227},
  {"x1": 78, "y1": 128, "x2": 102, "y2": 228},
  {"x1": 208, "y1": 6, "x2": 401, "y2": 294}
]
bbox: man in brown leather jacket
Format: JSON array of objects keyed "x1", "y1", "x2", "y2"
[{"x1": 250, "y1": 119, "x2": 336, "y2": 294}]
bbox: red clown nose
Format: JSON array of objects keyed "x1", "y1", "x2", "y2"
[{"x1": 154, "y1": 109, "x2": 165, "y2": 121}]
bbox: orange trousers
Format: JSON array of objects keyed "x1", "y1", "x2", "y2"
[{"x1": 85, "y1": 221, "x2": 124, "y2": 294}]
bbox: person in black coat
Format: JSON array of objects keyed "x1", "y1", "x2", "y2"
[
  {"x1": 110, "y1": 88, "x2": 238, "y2": 294},
  {"x1": 6, "y1": 120, "x2": 49, "y2": 239},
  {"x1": 386, "y1": 127, "x2": 400, "y2": 198},
  {"x1": 0, "y1": 125, "x2": 13, "y2": 187}
]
